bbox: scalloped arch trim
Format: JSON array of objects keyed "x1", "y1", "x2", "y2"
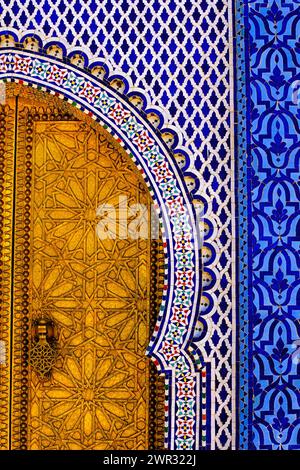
[{"x1": 0, "y1": 35, "x2": 205, "y2": 449}]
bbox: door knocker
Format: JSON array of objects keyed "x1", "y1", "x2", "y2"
[{"x1": 29, "y1": 317, "x2": 58, "y2": 379}]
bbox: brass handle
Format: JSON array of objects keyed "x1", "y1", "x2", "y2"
[{"x1": 29, "y1": 318, "x2": 58, "y2": 379}]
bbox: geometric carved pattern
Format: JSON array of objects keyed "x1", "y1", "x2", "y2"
[
  {"x1": 0, "y1": 103, "x2": 14, "y2": 449},
  {"x1": 1, "y1": 85, "x2": 164, "y2": 450},
  {"x1": 29, "y1": 119, "x2": 151, "y2": 450}
]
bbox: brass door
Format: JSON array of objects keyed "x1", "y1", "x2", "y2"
[{"x1": 0, "y1": 84, "x2": 164, "y2": 450}]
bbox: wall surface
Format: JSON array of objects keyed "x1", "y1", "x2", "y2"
[
  {"x1": 0, "y1": 0, "x2": 299, "y2": 450},
  {"x1": 243, "y1": 0, "x2": 300, "y2": 450}
]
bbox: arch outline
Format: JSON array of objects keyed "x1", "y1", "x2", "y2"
[{"x1": 0, "y1": 44, "x2": 203, "y2": 450}]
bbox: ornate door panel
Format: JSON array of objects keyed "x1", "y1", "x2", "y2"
[{"x1": 0, "y1": 85, "x2": 164, "y2": 450}]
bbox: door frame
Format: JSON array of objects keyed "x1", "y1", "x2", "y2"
[{"x1": 0, "y1": 44, "x2": 203, "y2": 450}]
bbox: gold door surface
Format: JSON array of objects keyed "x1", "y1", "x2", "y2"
[{"x1": 0, "y1": 84, "x2": 164, "y2": 450}]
